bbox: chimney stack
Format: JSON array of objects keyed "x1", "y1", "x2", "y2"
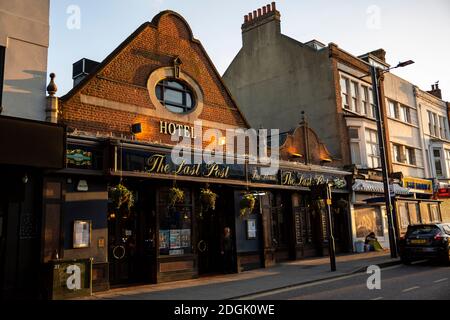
[
  {"x1": 242, "y1": 2, "x2": 281, "y2": 32},
  {"x1": 427, "y1": 82, "x2": 442, "y2": 99},
  {"x1": 242, "y1": 2, "x2": 281, "y2": 45}
]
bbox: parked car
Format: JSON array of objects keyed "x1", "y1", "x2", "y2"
[{"x1": 399, "y1": 223, "x2": 450, "y2": 265}]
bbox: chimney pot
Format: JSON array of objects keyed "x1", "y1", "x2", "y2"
[
  {"x1": 271, "y1": 2, "x2": 276, "y2": 11},
  {"x1": 263, "y1": 6, "x2": 267, "y2": 15},
  {"x1": 258, "y1": 8, "x2": 262, "y2": 17},
  {"x1": 432, "y1": 84, "x2": 435, "y2": 90},
  {"x1": 267, "y1": 4, "x2": 271, "y2": 12},
  {"x1": 253, "y1": 10, "x2": 257, "y2": 18},
  {"x1": 249, "y1": 12, "x2": 253, "y2": 20},
  {"x1": 436, "y1": 83, "x2": 439, "y2": 89},
  {"x1": 244, "y1": 15, "x2": 249, "y2": 23}
]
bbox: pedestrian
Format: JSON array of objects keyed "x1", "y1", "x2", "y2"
[
  {"x1": 220, "y1": 227, "x2": 234, "y2": 274},
  {"x1": 365, "y1": 232, "x2": 383, "y2": 251}
]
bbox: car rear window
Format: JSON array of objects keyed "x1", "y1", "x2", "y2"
[{"x1": 407, "y1": 225, "x2": 440, "y2": 236}]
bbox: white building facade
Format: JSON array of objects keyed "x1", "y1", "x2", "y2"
[{"x1": 0, "y1": 0, "x2": 50, "y2": 120}]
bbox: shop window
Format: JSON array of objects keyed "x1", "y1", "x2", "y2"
[
  {"x1": 156, "y1": 79, "x2": 195, "y2": 114},
  {"x1": 429, "y1": 204, "x2": 441, "y2": 222},
  {"x1": 420, "y1": 207, "x2": 432, "y2": 224},
  {"x1": 355, "y1": 207, "x2": 383, "y2": 238},
  {"x1": 158, "y1": 188, "x2": 192, "y2": 256},
  {"x1": 407, "y1": 203, "x2": 420, "y2": 224},
  {"x1": 398, "y1": 203, "x2": 410, "y2": 229}
]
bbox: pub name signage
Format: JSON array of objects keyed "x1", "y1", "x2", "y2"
[
  {"x1": 281, "y1": 170, "x2": 347, "y2": 189},
  {"x1": 120, "y1": 149, "x2": 348, "y2": 189},
  {"x1": 147, "y1": 154, "x2": 230, "y2": 179}
]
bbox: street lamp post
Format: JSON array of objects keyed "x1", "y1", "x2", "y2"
[
  {"x1": 370, "y1": 65, "x2": 398, "y2": 258},
  {"x1": 368, "y1": 60, "x2": 414, "y2": 259}
]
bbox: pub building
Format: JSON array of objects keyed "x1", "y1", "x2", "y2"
[{"x1": 42, "y1": 10, "x2": 352, "y2": 294}]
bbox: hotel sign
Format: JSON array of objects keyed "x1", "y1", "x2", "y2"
[
  {"x1": 159, "y1": 121, "x2": 196, "y2": 138},
  {"x1": 403, "y1": 177, "x2": 433, "y2": 194}
]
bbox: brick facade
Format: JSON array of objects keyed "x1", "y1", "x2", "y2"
[{"x1": 60, "y1": 11, "x2": 249, "y2": 147}]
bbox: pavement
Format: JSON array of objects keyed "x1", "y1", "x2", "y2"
[{"x1": 84, "y1": 251, "x2": 400, "y2": 300}]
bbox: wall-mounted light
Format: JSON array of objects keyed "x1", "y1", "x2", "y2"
[
  {"x1": 22, "y1": 174, "x2": 29, "y2": 184},
  {"x1": 218, "y1": 137, "x2": 227, "y2": 146},
  {"x1": 131, "y1": 123, "x2": 142, "y2": 135}
]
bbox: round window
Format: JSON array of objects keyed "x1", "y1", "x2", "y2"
[{"x1": 155, "y1": 79, "x2": 196, "y2": 114}]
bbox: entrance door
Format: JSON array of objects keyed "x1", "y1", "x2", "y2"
[
  {"x1": 108, "y1": 208, "x2": 138, "y2": 285},
  {"x1": 197, "y1": 187, "x2": 234, "y2": 275},
  {"x1": 108, "y1": 183, "x2": 157, "y2": 286}
]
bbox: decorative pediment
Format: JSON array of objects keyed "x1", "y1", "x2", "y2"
[{"x1": 279, "y1": 121, "x2": 334, "y2": 165}]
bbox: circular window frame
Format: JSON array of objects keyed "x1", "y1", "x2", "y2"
[
  {"x1": 155, "y1": 78, "x2": 197, "y2": 114},
  {"x1": 147, "y1": 67, "x2": 204, "y2": 120}
]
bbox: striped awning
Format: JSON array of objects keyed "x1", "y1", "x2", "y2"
[{"x1": 352, "y1": 179, "x2": 411, "y2": 195}]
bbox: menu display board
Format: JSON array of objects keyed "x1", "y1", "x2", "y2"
[{"x1": 73, "y1": 220, "x2": 91, "y2": 249}]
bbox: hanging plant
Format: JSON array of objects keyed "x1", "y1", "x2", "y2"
[
  {"x1": 168, "y1": 187, "x2": 184, "y2": 207},
  {"x1": 109, "y1": 183, "x2": 135, "y2": 211},
  {"x1": 240, "y1": 193, "x2": 256, "y2": 217},
  {"x1": 200, "y1": 188, "x2": 218, "y2": 212}
]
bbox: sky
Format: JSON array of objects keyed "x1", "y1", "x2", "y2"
[{"x1": 48, "y1": 0, "x2": 450, "y2": 100}]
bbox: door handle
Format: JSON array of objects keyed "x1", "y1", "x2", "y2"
[
  {"x1": 112, "y1": 245, "x2": 126, "y2": 260},
  {"x1": 197, "y1": 240, "x2": 207, "y2": 253}
]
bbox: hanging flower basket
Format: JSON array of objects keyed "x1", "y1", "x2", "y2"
[
  {"x1": 240, "y1": 193, "x2": 256, "y2": 217},
  {"x1": 168, "y1": 187, "x2": 184, "y2": 207},
  {"x1": 109, "y1": 183, "x2": 135, "y2": 211},
  {"x1": 200, "y1": 188, "x2": 218, "y2": 212}
]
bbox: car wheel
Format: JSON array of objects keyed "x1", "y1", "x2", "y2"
[{"x1": 401, "y1": 256, "x2": 411, "y2": 265}]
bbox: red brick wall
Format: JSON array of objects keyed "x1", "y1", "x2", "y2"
[{"x1": 60, "y1": 12, "x2": 248, "y2": 148}]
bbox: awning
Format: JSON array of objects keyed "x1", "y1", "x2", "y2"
[
  {"x1": 352, "y1": 179, "x2": 411, "y2": 195},
  {"x1": 0, "y1": 116, "x2": 65, "y2": 169}
]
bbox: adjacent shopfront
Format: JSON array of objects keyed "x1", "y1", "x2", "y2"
[
  {"x1": 0, "y1": 116, "x2": 65, "y2": 299},
  {"x1": 351, "y1": 172, "x2": 443, "y2": 251}
]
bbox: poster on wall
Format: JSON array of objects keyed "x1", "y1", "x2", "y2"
[
  {"x1": 355, "y1": 208, "x2": 383, "y2": 238},
  {"x1": 246, "y1": 219, "x2": 257, "y2": 240},
  {"x1": 73, "y1": 220, "x2": 91, "y2": 248},
  {"x1": 159, "y1": 230, "x2": 170, "y2": 249},
  {"x1": 180, "y1": 229, "x2": 191, "y2": 248},
  {"x1": 170, "y1": 230, "x2": 181, "y2": 249}
]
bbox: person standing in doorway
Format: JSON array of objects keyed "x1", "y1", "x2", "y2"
[{"x1": 220, "y1": 227, "x2": 234, "y2": 274}]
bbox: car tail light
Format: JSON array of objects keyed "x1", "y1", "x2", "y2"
[{"x1": 434, "y1": 232, "x2": 444, "y2": 241}]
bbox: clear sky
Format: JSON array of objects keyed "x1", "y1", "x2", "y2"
[{"x1": 48, "y1": 0, "x2": 450, "y2": 100}]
